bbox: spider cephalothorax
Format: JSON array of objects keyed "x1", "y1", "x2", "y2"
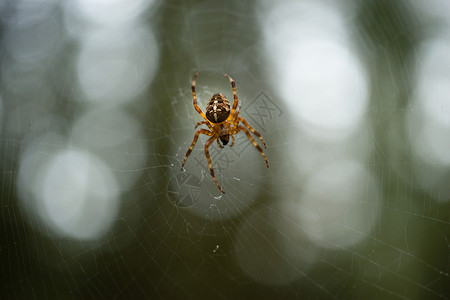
[{"x1": 181, "y1": 72, "x2": 269, "y2": 194}]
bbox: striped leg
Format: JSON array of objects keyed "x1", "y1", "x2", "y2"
[
  {"x1": 205, "y1": 136, "x2": 225, "y2": 194},
  {"x1": 181, "y1": 129, "x2": 212, "y2": 170},
  {"x1": 234, "y1": 126, "x2": 269, "y2": 168},
  {"x1": 192, "y1": 72, "x2": 209, "y2": 122},
  {"x1": 216, "y1": 138, "x2": 224, "y2": 148},
  {"x1": 195, "y1": 120, "x2": 213, "y2": 131},
  {"x1": 230, "y1": 103, "x2": 241, "y2": 125},
  {"x1": 224, "y1": 74, "x2": 239, "y2": 122},
  {"x1": 238, "y1": 117, "x2": 267, "y2": 148}
]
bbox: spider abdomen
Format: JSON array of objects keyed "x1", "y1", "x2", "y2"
[{"x1": 205, "y1": 93, "x2": 231, "y2": 123}]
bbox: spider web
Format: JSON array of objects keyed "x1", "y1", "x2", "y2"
[{"x1": 1, "y1": 0, "x2": 449, "y2": 299}]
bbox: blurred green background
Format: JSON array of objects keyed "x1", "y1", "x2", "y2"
[{"x1": 1, "y1": 0, "x2": 449, "y2": 299}]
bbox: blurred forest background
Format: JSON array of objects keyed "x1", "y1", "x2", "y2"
[{"x1": 0, "y1": 0, "x2": 449, "y2": 299}]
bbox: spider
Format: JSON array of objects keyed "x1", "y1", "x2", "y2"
[{"x1": 181, "y1": 72, "x2": 269, "y2": 194}]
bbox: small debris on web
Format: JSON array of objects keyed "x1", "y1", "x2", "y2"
[
  {"x1": 213, "y1": 245, "x2": 219, "y2": 253},
  {"x1": 213, "y1": 195, "x2": 222, "y2": 200}
]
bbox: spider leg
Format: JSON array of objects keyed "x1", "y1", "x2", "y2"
[
  {"x1": 216, "y1": 138, "x2": 224, "y2": 148},
  {"x1": 181, "y1": 129, "x2": 213, "y2": 170},
  {"x1": 205, "y1": 136, "x2": 225, "y2": 194},
  {"x1": 191, "y1": 72, "x2": 210, "y2": 122},
  {"x1": 195, "y1": 120, "x2": 213, "y2": 131},
  {"x1": 237, "y1": 117, "x2": 267, "y2": 148},
  {"x1": 228, "y1": 104, "x2": 241, "y2": 148},
  {"x1": 224, "y1": 74, "x2": 239, "y2": 122},
  {"x1": 230, "y1": 103, "x2": 241, "y2": 125},
  {"x1": 234, "y1": 126, "x2": 269, "y2": 168}
]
